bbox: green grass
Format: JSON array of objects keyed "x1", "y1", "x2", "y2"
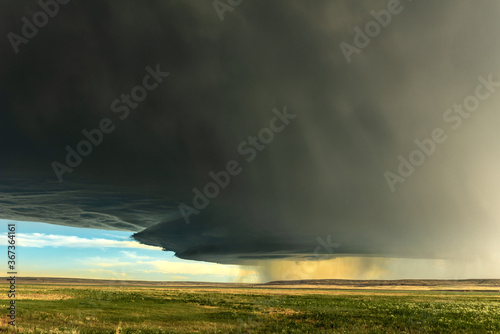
[{"x1": 1, "y1": 285, "x2": 499, "y2": 333}]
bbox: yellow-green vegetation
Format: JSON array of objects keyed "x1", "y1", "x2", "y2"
[{"x1": 1, "y1": 284, "x2": 499, "y2": 333}]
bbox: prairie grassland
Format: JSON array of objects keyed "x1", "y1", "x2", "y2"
[{"x1": 0, "y1": 283, "x2": 499, "y2": 333}]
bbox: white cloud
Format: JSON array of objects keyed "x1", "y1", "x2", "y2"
[
  {"x1": 80, "y1": 256, "x2": 245, "y2": 276},
  {"x1": 82, "y1": 256, "x2": 137, "y2": 268},
  {"x1": 144, "y1": 260, "x2": 258, "y2": 277},
  {"x1": 0, "y1": 232, "x2": 161, "y2": 250},
  {"x1": 85, "y1": 269, "x2": 128, "y2": 277},
  {"x1": 95, "y1": 262, "x2": 135, "y2": 268},
  {"x1": 120, "y1": 250, "x2": 152, "y2": 260}
]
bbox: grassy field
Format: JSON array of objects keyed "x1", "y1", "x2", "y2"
[{"x1": 1, "y1": 280, "x2": 500, "y2": 333}]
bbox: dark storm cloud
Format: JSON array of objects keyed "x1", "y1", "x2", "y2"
[{"x1": 1, "y1": 0, "x2": 500, "y2": 265}]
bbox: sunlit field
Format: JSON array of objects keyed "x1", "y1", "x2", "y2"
[{"x1": 1, "y1": 280, "x2": 499, "y2": 333}]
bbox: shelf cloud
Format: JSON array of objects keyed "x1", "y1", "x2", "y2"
[{"x1": 1, "y1": 0, "x2": 500, "y2": 276}]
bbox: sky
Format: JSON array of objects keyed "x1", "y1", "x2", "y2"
[
  {"x1": 3, "y1": 217, "x2": 500, "y2": 282},
  {"x1": 0, "y1": 219, "x2": 258, "y2": 282},
  {"x1": 1, "y1": 1, "x2": 500, "y2": 281}
]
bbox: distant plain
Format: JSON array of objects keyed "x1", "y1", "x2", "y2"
[{"x1": 1, "y1": 278, "x2": 499, "y2": 333}]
